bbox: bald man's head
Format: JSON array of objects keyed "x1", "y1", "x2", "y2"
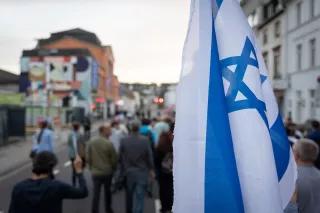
[
  {"x1": 99, "y1": 124, "x2": 112, "y2": 138},
  {"x1": 293, "y1": 139, "x2": 319, "y2": 165}
]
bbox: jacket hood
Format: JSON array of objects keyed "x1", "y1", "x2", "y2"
[{"x1": 17, "y1": 178, "x2": 53, "y2": 205}]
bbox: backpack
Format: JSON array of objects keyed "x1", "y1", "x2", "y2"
[{"x1": 161, "y1": 152, "x2": 173, "y2": 174}]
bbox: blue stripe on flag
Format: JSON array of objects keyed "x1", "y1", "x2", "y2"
[
  {"x1": 204, "y1": 13, "x2": 244, "y2": 213},
  {"x1": 269, "y1": 114, "x2": 290, "y2": 180}
]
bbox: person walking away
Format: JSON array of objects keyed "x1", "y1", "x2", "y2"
[
  {"x1": 68, "y1": 122, "x2": 86, "y2": 186},
  {"x1": 286, "y1": 139, "x2": 320, "y2": 213},
  {"x1": 139, "y1": 118, "x2": 156, "y2": 147},
  {"x1": 110, "y1": 120, "x2": 126, "y2": 154},
  {"x1": 9, "y1": 151, "x2": 88, "y2": 213},
  {"x1": 119, "y1": 122, "x2": 155, "y2": 213},
  {"x1": 153, "y1": 118, "x2": 170, "y2": 145},
  {"x1": 30, "y1": 121, "x2": 42, "y2": 159},
  {"x1": 307, "y1": 120, "x2": 320, "y2": 169},
  {"x1": 139, "y1": 118, "x2": 157, "y2": 197},
  {"x1": 110, "y1": 120, "x2": 129, "y2": 193},
  {"x1": 87, "y1": 125, "x2": 117, "y2": 213},
  {"x1": 31, "y1": 120, "x2": 55, "y2": 158},
  {"x1": 155, "y1": 122, "x2": 174, "y2": 213},
  {"x1": 83, "y1": 115, "x2": 91, "y2": 140}
]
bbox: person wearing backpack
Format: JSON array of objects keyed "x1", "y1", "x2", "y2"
[{"x1": 155, "y1": 122, "x2": 174, "y2": 213}]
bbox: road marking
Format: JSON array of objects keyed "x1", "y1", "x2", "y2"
[
  {"x1": 53, "y1": 169, "x2": 60, "y2": 175},
  {"x1": 155, "y1": 199, "x2": 161, "y2": 213},
  {"x1": 64, "y1": 161, "x2": 71, "y2": 167}
]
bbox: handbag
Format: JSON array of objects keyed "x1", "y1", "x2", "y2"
[
  {"x1": 111, "y1": 167, "x2": 126, "y2": 194},
  {"x1": 29, "y1": 150, "x2": 37, "y2": 159}
]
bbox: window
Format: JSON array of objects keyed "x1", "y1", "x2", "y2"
[
  {"x1": 310, "y1": 89, "x2": 316, "y2": 98},
  {"x1": 310, "y1": 38, "x2": 316, "y2": 67},
  {"x1": 263, "y1": 0, "x2": 282, "y2": 20},
  {"x1": 296, "y1": 90, "x2": 302, "y2": 98},
  {"x1": 310, "y1": 89, "x2": 316, "y2": 117},
  {"x1": 273, "y1": 46, "x2": 281, "y2": 79},
  {"x1": 248, "y1": 10, "x2": 258, "y2": 27},
  {"x1": 263, "y1": 29, "x2": 268, "y2": 45},
  {"x1": 296, "y1": 2, "x2": 302, "y2": 25},
  {"x1": 296, "y1": 44, "x2": 302, "y2": 70},
  {"x1": 310, "y1": 0, "x2": 315, "y2": 18},
  {"x1": 263, "y1": 52, "x2": 269, "y2": 69},
  {"x1": 267, "y1": 4, "x2": 274, "y2": 18},
  {"x1": 274, "y1": 21, "x2": 281, "y2": 38}
]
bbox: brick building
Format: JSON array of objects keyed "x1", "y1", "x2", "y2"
[
  {"x1": 36, "y1": 28, "x2": 119, "y2": 102},
  {"x1": 20, "y1": 28, "x2": 120, "y2": 123}
]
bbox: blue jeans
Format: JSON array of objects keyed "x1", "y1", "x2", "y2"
[{"x1": 125, "y1": 170, "x2": 148, "y2": 213}]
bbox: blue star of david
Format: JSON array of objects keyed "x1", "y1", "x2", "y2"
[{"x1": 220, "y1": 37, "x2": 269, "y2": 126}]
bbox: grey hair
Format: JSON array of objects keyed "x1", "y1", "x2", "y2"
[{"x1": 294, "y1": 139, "x2": 319, "y2": 162}]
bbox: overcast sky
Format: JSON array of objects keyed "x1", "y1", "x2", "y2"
[{"x1": 0, "y1": 0, "x2": 190, "y2": 83}]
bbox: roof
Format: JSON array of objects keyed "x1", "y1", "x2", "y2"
[
  {"x1": 37, "y1": 28, "x2": 102, "y2": 47},
  {"x1": 0, "y1": 69, "x2": 19, "y2": 84},
  {"x1": 120, "y1": 85, "x2": 135, "y2": 99},
  {"x1": 22, "y1": 48, "x2": 91, "y2": 57}
]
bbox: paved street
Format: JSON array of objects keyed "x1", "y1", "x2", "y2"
[{"x1": 0, "y1": 127, "x2": 158, "y2": 213}]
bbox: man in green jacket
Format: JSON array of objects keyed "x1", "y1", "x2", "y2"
[{"x1": 87, "y1": 124, "x2": 117, "y2": 213}]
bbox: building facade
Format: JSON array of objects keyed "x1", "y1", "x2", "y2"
[
  {"x1": 36, "y1": 28, "x2": 119, "y2": 102},
  {"x1": 20, "y1": 48, "x2": 95, "y2": 109},
  {"x1": 20, "y1": 28, "x2": 120, "y2": 124},
  {"x1": 285, "y1": 0, "x2": 320, "y2": 123},
  {"x1": 243, "y1": 0, "x2": 320, "y2": 123}
]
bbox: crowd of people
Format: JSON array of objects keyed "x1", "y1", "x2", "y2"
[
  {"x1": 8, "y1": 114, "x2": 320, "y2": 213},
  {"x1": 9, "y1": 115, "x2": 174, "y2": 213}
]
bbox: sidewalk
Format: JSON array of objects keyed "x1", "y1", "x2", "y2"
[{"x1": 0, "y1": 120, "x2": 104, "y2": 178}]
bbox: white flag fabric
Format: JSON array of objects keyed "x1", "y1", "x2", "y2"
[{"x1": 173, "y1": 0, "x2": 297, "y2": 212}]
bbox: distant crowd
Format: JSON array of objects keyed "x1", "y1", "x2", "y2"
[
  {"x1": 7, "y1": 113, "x2": 320, "y2": 213},
  {"x1": 8, "y1": 114, "x2": 174, "y2": 213}
]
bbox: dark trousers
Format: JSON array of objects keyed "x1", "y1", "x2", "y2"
[
  {"x1": 84, "y1": 128, "x2": 91, "y2": 140},
  {"x1": 70, "y1": 158, "x2": 76, "y2": 186},
  {"x1": 125, "y1": 170, "x2": 148, "y2": 213},
  {"x1": 159, "y1": 172, "x2": 173, "y2": 212},
  {"x1": 92, "y1": 175, "x2": 113, "y2": 213},
  {"x1": 71, "y1": 158, "x2": 86, "y2": 186}
]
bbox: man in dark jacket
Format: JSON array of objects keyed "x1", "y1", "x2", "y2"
[
  {"x1": 119, "y1": 122, "x2": 155, "y2": 213},
  {"x1": 9, "y1": 151, "x2": 88, "y2": 213}
]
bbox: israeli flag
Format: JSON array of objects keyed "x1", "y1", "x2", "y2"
[{"x1": 173, "y1": 0, "x2": 297, "y2": 212}]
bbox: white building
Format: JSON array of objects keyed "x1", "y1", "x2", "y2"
[{"x1": 285, "y1": 0, "x2": 320, "y2": 123}]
